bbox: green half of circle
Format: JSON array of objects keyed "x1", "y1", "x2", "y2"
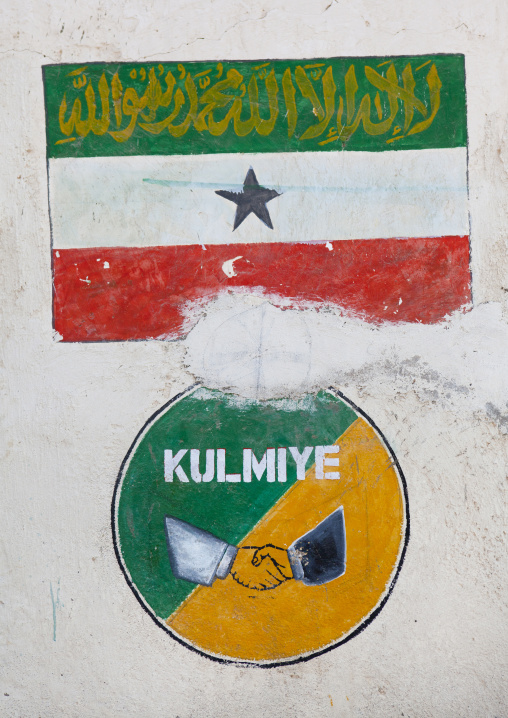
[{"x1": 117, "y1": 388, "x2": 357, "y2": 618}]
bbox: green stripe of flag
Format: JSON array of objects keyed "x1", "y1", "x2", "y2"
[
  {"x1": 44, "y1": 54, "x2": 466, "y2": 159},
  {"x1": 117, "y1": 389, "x2": 357, "y2": 619}
]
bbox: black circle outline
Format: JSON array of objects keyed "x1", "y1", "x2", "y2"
[{"x1": 111, "y1": 384, "x2": 410, "y2": 668}]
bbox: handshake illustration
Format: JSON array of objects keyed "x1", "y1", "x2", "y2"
[
  {"x1": 231, "y1": 544, "x2": 294, "y2": 591},
  {"x1": 164, "y1": 506, "x2": 346, "y2": 590}
]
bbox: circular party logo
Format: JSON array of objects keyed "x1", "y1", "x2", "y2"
[{"x1": 112, "y1": 386, "x2": 409, "y2": 666}]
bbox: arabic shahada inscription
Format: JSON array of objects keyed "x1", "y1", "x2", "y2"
[{"x1": 43, "y1": 55, "x2": 470, "y2": 341}]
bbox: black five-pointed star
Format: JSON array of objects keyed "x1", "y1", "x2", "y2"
[{"x1": 215, "y1": 168, "x2": 281, "y2": 231}]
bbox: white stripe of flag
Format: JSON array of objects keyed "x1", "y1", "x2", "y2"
[{"x1": 49, "y1": 148, "x2": 468, "y2": 249}]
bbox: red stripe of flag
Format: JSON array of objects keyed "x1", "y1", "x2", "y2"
[{"x1": 53, "y1": 236, "x2": 471, "y2": 341}]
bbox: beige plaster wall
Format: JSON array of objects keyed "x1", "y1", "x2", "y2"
[{"x1": 1, "y1": 1, "x2": 507, "y2": 716}]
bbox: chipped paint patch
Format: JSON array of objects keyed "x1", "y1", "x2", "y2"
[
  {"x1": 221, "y1": 256, "x2": 243, "y2": 278},
  {"x1": 184, "y1": 296, "x2": 508, "y2": 430}
]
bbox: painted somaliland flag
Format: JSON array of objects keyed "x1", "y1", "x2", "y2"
[{"x1": 43, "y1": 55, "x2": 469, "y2": 342}]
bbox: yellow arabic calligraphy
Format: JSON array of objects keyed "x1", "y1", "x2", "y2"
[
  {"x1": 319, "y1": 63, "x2": 441, "y2": 146},
  {"x1": 57, "y1": 62, "x2": 442, "y2": 145},
  {"x1": 59, "y1": 72, "x2": 110, "y2": 137}
]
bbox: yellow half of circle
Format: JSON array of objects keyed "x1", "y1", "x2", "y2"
[{"x1": 167, "y1": 417, "x2": 405, "y2": 662}]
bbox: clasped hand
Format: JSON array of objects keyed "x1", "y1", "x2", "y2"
[{"x1": 230, "y1": 544, "x2": 293, "y2": 591}]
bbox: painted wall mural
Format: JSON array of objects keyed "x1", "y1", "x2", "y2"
[
  {"x1": 112, "y1": 387, "x2": 408, "y2": 666},
  {"x1": 43, "y1": 54, "x2": 467, "y2": 665},
  {"x1": 43, "y1": 55, "x2": 469, "y2": 341}
]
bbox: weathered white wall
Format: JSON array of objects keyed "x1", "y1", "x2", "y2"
[{"x1": 1, "y1": 1, "x2": 508, "y2": 716}]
